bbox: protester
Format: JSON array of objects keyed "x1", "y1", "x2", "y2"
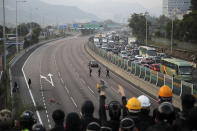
[
  {"x1": 65, "y1": 112, "x2": 81, "y2": 131},
  {"x1": 137, "y1": 95, "x2": 154, "y2": 131},
  {"x1": 32, "y1": 123, "x2": 46, "y2": 131},
  {"x1": 81, "y1": 100, "x2": 100, "y2": 131},
  {"x1": 50, "y1": 109, "x2": 65, "y2": 131},
  {"x1": 153, "y1": 85, "x2": 180, "y2": 120},
  {"x1": 175, "y1": 94, "x2": 196, "y2": 130},
  {"x1": 0, "y1": 109, "x2": 13, "y2": 130},
  {"x1": 120, "y1": 117, "x2": 138, "y2": 131},
  {"x1": 99, "y1": 90, "x2": 121, "y2": 131},
  {"x1": 86, "y1": 122, "x2": 100, "y2": 131},
  {"x1": 19, "y1": 110, "x2": 37, "y2": 131}
]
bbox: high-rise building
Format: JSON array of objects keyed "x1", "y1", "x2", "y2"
[{"x1": 163, "y1": 0, "x2": 191, "y2": 19}]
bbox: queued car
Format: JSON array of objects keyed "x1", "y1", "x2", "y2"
[
  {"x1": 141, "y1": 60, "x2": 154, "y2": 65},
  {"x1": 150, "y1": 64, "x2": 160, "y2": 72},
  {"x1": 135, "y1": 55, "x2": 143, "y2": 60},
  {"x1": 88, "y1": 60, "x2": 99, "y2": 67}
]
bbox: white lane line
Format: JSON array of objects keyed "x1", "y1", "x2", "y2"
[
  {"x1": 64, "y1": 85, "x2": 70, "y2": 94},
  {"x1": 81, "y1": 79, "x2": 86, "y2": 84},
  {"x1": 87, "y1": 86, "x2": 95, "y2": 94},
  {"x1": 22, "y1": 51, "x2": 43, "y2": 125},
  {"x1": 70, "y1": 97, "x2": 78, "y2": 108},
  {"x1": 110, "y1": 86, "x2": 119, "y2": 94},
  {"x1": 58, "y1": 72, "x2": 61, "y2": 77},
  {"x1": 61, "y1": 78, "x2": 64, "y2": 85}
]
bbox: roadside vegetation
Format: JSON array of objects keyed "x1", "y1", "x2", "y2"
[{"x1": 128, "y1": 0, "x2": 197, "y2": 46}]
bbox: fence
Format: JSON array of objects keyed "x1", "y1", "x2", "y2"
[{"x1": 88, "y1": 42, "x2": 197, "y2": 97}]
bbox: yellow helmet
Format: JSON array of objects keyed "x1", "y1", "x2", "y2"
[{"x1": 126, "y1": 97, "x2": 142, "y2": 110}]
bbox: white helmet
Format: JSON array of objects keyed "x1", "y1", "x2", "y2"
[{"x1": 138, "y1": 95, "x2": 151, "y2": 108}]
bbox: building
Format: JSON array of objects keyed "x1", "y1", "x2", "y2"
[{"x1": 163, "y1": 0, "x2": 191, "y2": 19}]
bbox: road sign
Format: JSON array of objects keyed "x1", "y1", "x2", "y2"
[
  {"x1": 73, "y1": 24, "x2": 78, "y2": 29},
  {"x1": 59, "y1": 25, "x2": 67, "y2": 29},
  {"x1": 5, "y1": 41, "x2": 24, "y2": 45}
]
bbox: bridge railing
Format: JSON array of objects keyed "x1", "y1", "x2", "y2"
[{"x1": 88, "y1": 42, "x2": 197, "y2": 97}]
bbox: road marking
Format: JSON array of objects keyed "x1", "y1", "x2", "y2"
[
  {"x1": 64, "y1": 85, "x2": 70, "y2": 94},
  {"x1": 61, "y1": 78, "x2": 64, "y2": 85},
  {"x1": 40, "y1": 73, "x2": 54, "y2": 87},
  {"x1": 22, "y1": 50, "x2": 43, "y2": 125},
  {"x1": 87, "y1": 86, "x2": 95, "y2": 94},
  {"x1": 81, "y1": 79, "x2": 86, "y2": 84},
  {"x1": 70, "y1": 97, "x2": 77, "y2": 108},
  {"x1": 58, "y1": 72, "x2": 61, "y2": 77}
]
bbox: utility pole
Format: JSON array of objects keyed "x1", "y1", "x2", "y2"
[
  {"x1": 16, "y1": 0, "x2": 18, "y2": 53},
  {"x1": 171, "y1": 18, "x2": 174, "y2": 54},
  {"x1": 145, "y1": 11, "x2": 148, "y2": 46},
  {"x1": 3, "y1": 0, "x2": 6, "y2": 73}
]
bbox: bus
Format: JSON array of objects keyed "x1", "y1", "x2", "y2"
[
  {"x1": 6, "y1": 34, "x2": 16, "y2": 41},
  {"x1": 160, "y1": 58, "x2": 193, "y2": 82},
  {"x1": 139, "y1": 46, "x2": 156, "y2": 58}
]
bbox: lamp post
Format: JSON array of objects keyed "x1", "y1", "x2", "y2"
[
  {"x1": 2, "y1": 0, "x2": 6, "y2": 74},
  {"x1": 145, "y1": 12, "x2": 149, "y2": 46},
  {"x1": 16, "y1": 0, "x2": 26, "y2": 53},
  {"x1": 170, "y1": 9, "x2": 176, "y2": 55}
]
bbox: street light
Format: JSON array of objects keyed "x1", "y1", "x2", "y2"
[
  {"x1": 170, "y1": 9, "x2": 177, "y2": 55},
  {"x1": 145, "y1": 11, "x2": 149, "y2": 46},
  {"x1": 16, "y1": 0, "x2": 27, "y2": 53},
  {"x1": 2, "y1": 0, "x2": 6, "y2": 75}
]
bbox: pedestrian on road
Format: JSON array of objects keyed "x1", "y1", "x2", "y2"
[
  {"x1": 106, "y1": 68, "x2": 110, "y2": 78},
  {"x1": 89, "y1": 67, "x2": 92, "y2": 77},
  {"x1": 28, "y1": 78, "x2": 31, "y2": 88},
  {"x1": 13, "y1": 82, "x2": 18, "y2": 93},
  {"x1": 98, "y1": 67, "x2": 101, "y2": 77}
]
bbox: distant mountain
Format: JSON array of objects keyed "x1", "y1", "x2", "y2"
[
  {"x1": 78, "y1": 1, "x2": 162, "y2": 23},
  {"x1": 0, "y1": 0, "x2": 100, "y2": 27}
]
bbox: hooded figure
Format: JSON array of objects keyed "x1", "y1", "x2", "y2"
[
  {"x1": 81, "y1": 100, "x2": 100, "y2": 131},
  {"x1": 50, "y1": 109, "x2": 65, "y2": 131},
  {"x1": 66, "y1": 112, "x2": 81, "y2": 131}
]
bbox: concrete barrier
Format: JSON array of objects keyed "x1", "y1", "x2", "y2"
[{"x1": 85, "y1": 43, "x2": 182, "y2": 109}]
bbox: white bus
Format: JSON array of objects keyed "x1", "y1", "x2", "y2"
[{"x1": 139, "y1": 46, "x2": 156, "y2": 58}]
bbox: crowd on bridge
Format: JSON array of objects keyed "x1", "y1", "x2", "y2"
[{"x1": 0, "y1": 84, "x2": 197, "y2": 131}]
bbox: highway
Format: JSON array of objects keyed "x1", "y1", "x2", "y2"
[{"x1": 22, "y1": 36, "x2": 158, "y2": 129}]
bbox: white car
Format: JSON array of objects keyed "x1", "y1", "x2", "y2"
[{"x1": 135, "y1": 55, "x2": 143, "y2": 60}]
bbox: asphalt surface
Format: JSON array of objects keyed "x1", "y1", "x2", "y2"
[{"x1": 14, "y1": 36, "x2": 158, "y2": 130}]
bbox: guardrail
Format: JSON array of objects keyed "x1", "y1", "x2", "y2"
[{"x1": 88, "y1": 42, "x2": 197, "y2": 97}]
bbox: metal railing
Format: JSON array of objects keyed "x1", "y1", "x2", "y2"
[{"x1": 88, "y1": 42, "x2": 197, "y2": 97}]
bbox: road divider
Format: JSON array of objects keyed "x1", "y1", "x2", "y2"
[{"x1": 85, "y1": 42, "x2": 182, "y2": 108}]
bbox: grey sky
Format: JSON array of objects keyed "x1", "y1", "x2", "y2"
[{"x1": 40, "y1": 0, "x2": 163, "y2": 21}]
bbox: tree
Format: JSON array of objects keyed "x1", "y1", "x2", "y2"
[
  {"x1": 191, "y1": 0, "x2": 197, "y2": 11},
  {"x1": 0, "y1": 25, "x2": 11, "y2": 38},
  {"x1": 17, "y1": 23, "x2": 29, "y2": 36},
  {"x1": 31, "y1": 26, "x2": 41, "y2": 43},
  {"x1": 128, "y1": 13, "x2": 151, "y2": 43}
]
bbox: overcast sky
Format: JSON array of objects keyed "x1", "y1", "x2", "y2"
[{"x1": 40, "y1": 0, "x2": 163, "y2": 20}]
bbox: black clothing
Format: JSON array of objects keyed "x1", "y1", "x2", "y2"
[
  {"x1": 98, "y1": 68, "x2": 101, "y2": 77},
  {"x1": 174, "y1": 110, "x2": 190, "y2": 131},
  {"x1": 153, "y1": 105, "x2": 180, "y2": 121},
  {"x1": 66, "y1": 112, "x2": 81, "y2": 131},
  {"x1": 89, "y1": 68, "x2": 92, "y2": 77},
  {"x1": 99, "y1": 95, "x2": 120, "y2": 131},
  {"x1": 81, "y1": 100, "x2": 100, "y2": 131},
  {"x1": 106, "y1": 69, "x2": 110, "y2": 78},
  {"x1": 50, "y1": 125, "x2": 65, "y2": 131},
  {"x1": 28, "y1": 79, "x2": 31, "y2": 86},
  {"x1": 138, "y1": 113, "x2": 154, "y2": 131},
  {"x1": 81, "y1": 116, "x2": 100, "y2": 131},
  {"x1": 121, "y1": 96, "x2": 151, "y2": 131}
]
